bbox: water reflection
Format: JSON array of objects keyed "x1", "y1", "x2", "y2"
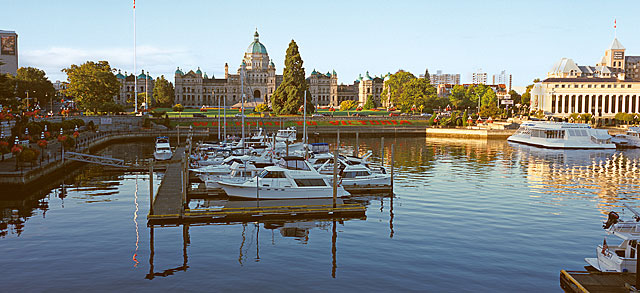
[{"x1": 510, "y1": 143, "x2": 640, "y2": 212}]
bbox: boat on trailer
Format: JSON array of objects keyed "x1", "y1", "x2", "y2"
[{"x1": 507, "y1": 121, "x2": 615, "y2": 149}]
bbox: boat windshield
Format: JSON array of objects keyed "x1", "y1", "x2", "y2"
[
  {"x1": 157, "y1": 147, "x2": 171, "y2": 151},
  {"x1": 259, "y1": 170, "x2": 287, "y2": 178},
  {"x1": 278, "y1": 159, "x2": 311, "y2": 171}
]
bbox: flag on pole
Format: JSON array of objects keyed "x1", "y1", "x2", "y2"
[
  {"x1": 133, "y1": 0, "x2": 136, "y2": 9},
  {"x1": 614, "y1": 19, "x2": 616, "y2": 29}
]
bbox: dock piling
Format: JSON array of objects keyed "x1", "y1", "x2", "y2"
[
  {"x1": 149, "y1": 162, "x2": 154, "y2": 215},
  {"x1": 391, "y1": 144, "x2": 395, "y2": 194},
  {"x1": 355, "y1": 132, "x2": 359, "y2": 157},
  {"x1": 333, "y1": 149, "x2": 338, "y2": 209},
  {"x1": 380, "y1": 137, "x2": 384, "y2": 166}
]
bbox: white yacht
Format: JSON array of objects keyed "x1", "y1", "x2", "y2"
[
  {"x1": 585, "y1": 204, "x2": 640, "y2": 273},
  {"x1": 205, "y1": 161, "x2": 261, "y2": 189},
  {"x1": 507, "y1": 121, "x2": 615, "y2": 149},
  {"x1": 218, "y1": 156, "x2": 350, "y2": 199},
  {"x1": 154, "y1": 136, "x2": 173, "y2": 161},
  {"x1": 338, "y1": 164, "x2": 391, "y2": 189},
  {"x1": 612, "y1": 127, "x2": 640, "y2": 148},
  {"x1": 276, "y1": 127, "x2": 297, "y2": 143}
]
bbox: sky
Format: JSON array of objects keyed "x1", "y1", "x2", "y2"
[{"x1": 3, "y1": 0, "x2": 640, "y2": 91}]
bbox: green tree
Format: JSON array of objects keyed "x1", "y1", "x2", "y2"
[
  {"x1": 339, "y1": 100, "x2": 358, "y2": 111},
  {"x1": 481, "y1": 89, "x2": 497, "y2": 107},
  {"x1": 271, "y1": 40, "x2": 314, "y2": 115},
  {"x1": 462, "y1": 109, "x2": 469, "y2": 126},
  {"x1": 62, "y1": 61, "x2": 119, "y2": 113},
  {"x1": 380, "y1": 70, "x2": 416, "y2": 107},
  {"x1": 509, "y1": 90, "x2": 521, "y2": 104},
  {"x1": 152, "y1": 75, "x2": 174, "y2": 107},
  {"x1": 450, "y1": 85, "x2": 474, "y2": 109},
  {"x1": 0, "y1": 71, "x2": 16, "y2": 108},
  {"x1": 399, "y1": 78, "x2": 441, "y2": 113},
  {"x1": 363, "y1": 95, "x2": 376, "y2": 109},
  {"x1": 127, "y1": 92, "x2": 147, "y2": 110},
  {"x1": 99, "y1": 102, "x2": 125, "y2": 114},
  {"x1": 255, "y1": 103, "x2": 270, "y2": 112},
  {"x1": 423, "y1": 68, "x2": 431, "y2": 84},
  {"x1": 13, "y1": 67, "x2": 55, "y2": 108},
  {"x1": 479, "y1": 104, "x2": 500, "y2": 118}
]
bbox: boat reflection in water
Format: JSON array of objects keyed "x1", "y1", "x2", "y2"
[
  {"x1": 148, "y1": 197, "x2": 368, "y2": 280},
  {"x1": 509, "y1": 142, "x2": 640, "y2": 212}
]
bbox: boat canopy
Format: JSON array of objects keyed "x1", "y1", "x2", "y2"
[{"x1": 278, "y1": 156, "x2": 311, "y2": 171}]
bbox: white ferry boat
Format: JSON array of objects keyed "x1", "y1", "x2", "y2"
[
  {"x1": 612, "y1": 127, "x2": 640, "y2": 148},
  {"x1": 153, "y1": 136, "x2": 173, "y2": 161},
  {"x1": 507, "y1": 122, "x2": 615, "y2": 149}
]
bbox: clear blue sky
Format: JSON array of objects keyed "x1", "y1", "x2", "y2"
[{"x1": 3, "y1": 0, "x2": 639, "y2": 91}]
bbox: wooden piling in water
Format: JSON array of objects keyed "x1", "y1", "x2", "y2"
[
  {"x1": 380, "y1": 137, "x2": 384, "y2": 166},
  {"x1": 149, "y1": 162, "x2": 154, "y2": 215},
  {"x1": 355, "y1": 132, "x2": 359, "y2": 157},
  {"x1": 391, "y1": 144, "x2": 394, "y2": 194},
  {"x1": 333, "y1": 149, "x2": 338, "y2": 209}
]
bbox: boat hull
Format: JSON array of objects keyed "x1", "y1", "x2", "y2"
[
  {"x1": 507, "y1": 136, "x2": 616, "y2": 149},
  {"x1": 154, "y1": 152, "x2": 173, "y2": 161},
  {"x1": 218, "y1": 181, "x2": 349, "y2": 199}
]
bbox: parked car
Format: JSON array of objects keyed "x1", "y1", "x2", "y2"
[
  {"x1": 312, "y1": 114, "x2": 324, "y2": 117},
  {"x1": 351, "y1": 113, "x2": 368, "y2": 117},
  {"x1": 235, "y1": 113, "x2": 246, "y2": 118},
  {"x1": 420, "y1": 113, "x2": 432, "y2": 117},
  {"x1": 193, "y1": 113, "x2": 206, "y2": 118}
]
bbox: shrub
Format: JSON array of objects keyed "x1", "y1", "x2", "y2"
[
  {"x1": 339, "y1": 100, "x2": 358, "y2": 111},
  {"x1": 150, "y1": 110, "x2": 167, "y2": 118}
]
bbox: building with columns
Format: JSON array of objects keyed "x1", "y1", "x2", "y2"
[
  {"x1": 307, "y1": 69, "x2": 337, "y2": 106},
  {"x1": 174, "y1": 30, "x2": 281, "y2": 107},
  {"x1": 531, "y1": 37, "x2": 640, "y2": 119}
]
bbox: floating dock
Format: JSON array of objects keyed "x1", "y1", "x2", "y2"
[
  {"x1": 560, "y1": 270, "x2": 639, "y2": 293},
  {"x1": 148, "y1": 145, "x2": 367, "y2": 225}
]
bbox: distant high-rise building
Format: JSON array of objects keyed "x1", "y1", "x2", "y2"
[
  {"x1": 430, "y1": 70, "x2": 460, "y2": 86},
  {"x1": 0, "y1": 30, "x2": 18, "y2": 75},
  {"x1": 492, "y1": 70, "x2": 512, "y2": 91},
  {"x1": 472, "y1": 69, "x2": 487, "y2": 85}
]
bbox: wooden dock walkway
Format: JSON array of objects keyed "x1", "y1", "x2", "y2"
[
  {"x1": 560, "y1": 270, "x2": 638, "y2": 293},
  {"x1": 148, "y1": 147, "x2": 186, "y2": 221}
]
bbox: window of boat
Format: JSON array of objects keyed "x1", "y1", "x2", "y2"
[
  {"x1": 357, "y1": 171, "x2": 371, "y2": 176},
  {"x1": 342, "y1": 171, "x2": 357, "y2": 178},
  {"x1": 279, "y1": 159, "x2": 311, "y2": 171},
  {"x1": 294, "y1": 179, "x2": 328, "y2": 187},
  {"x1": 259, "y1": 170, "x2": 286, "y2": 178}
]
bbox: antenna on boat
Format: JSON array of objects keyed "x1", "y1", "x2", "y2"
[{"x1": 623, "y1": 203, "x2": 640, "y2": 222}]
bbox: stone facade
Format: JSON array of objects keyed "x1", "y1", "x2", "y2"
[
  {"x1": 531, "y1": 37, "x2": 640, "y2": 118},
  {"x1": 174, "y1": 30, "x2": 281, "y2": 107},
  {"x1": 114, "y1": 70, "x2": 154, "y2": 106},
  {"x1": 307, "y1": 70, "x2": 337, "y2": 106},
  {"x1": 357, "y1": 71, "x2": 385, "y2": 106}
]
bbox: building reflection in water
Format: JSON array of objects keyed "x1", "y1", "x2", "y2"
[{"x1": 510, "y1": 143, "x2": 640, "y2": 213}]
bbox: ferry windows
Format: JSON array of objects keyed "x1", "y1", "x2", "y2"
[{"x1": 294, "y1": 179, "x2": 328, "y2": 187}]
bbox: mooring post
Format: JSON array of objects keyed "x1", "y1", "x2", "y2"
[
  {"x1": 391, "y1": 144, "x2": 395, "y2": 194},
  {"x1": 637, "y1": 241, "x2": 640, "y2": 288},
  {"x1": 337, "y1": 128, "x2": 340, "y2": 150},
  {"x1": 149, "y1": 162, "x2": 154, "y2": 215},
  {"x1": 177, "y1": 126, "x2": 180, "y2": 147},
  {"x1": 256, "y1": 174, "x2": 260, "y2": 207},
  {"x1": 380, "y1": 137, "x2": 384, "y2": 166},
  {"x1": 355, "y1": 132, "x2": 359, "y2": 157},
  {"x1": 333, "y1": 148, "x2": 338, "y2": 209},
  {"x1": 286, "y1": 141, "x2": 289, "y2": 157}
]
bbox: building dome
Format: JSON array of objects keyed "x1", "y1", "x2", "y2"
[
  {"x1": 247, "y1": 30, "x2": 268, "y2": 54},
  {"x1": 115, "y1": 70, "x2": 125, "y2": 79},
  {"x1": 175, "y1": 67, "x2": 184, "y2": 75},
  {"x1": 195, "y1": 67, "x2": 202, "y2": 75},
  {"x1": 364, "y1": 71, "x2": 373, "y2": 81}
]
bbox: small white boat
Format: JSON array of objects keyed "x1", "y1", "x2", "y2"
[
  {"x1": 612, "y1": 127, "x2": 640, "y2": 148},
  {"x1": 218, "y1": 156, "x2": 350, "y2": 199},
  {"x1": 205, "y1": 161, "x2": 261, "y2": 189},
  {"x1": 339, "y1": 164, "x2": 391, "y2": 189},
  {"x1": 276, "y1": 127, "x2": 297, "y2": 143},
  {"x1": 585, "y1": 204, "x2": 640, "y2": 273},
  {"x1": 507, "y1": 121, "x2": 615, "y2": 149},
  {"x1": 154, "y1": 136, "x2": 173, "y2": 161}
]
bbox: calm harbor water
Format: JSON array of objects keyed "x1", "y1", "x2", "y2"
[{"x1": 2, "y1": 137, "x2": 640, "y2": 292}]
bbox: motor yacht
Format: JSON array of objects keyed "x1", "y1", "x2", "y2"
[
  {"x1": 217, "y1": 156, "x2": 350, "y2": 199},
  {"x1": 153, "y1": 136, "x2": 173, "y2": 161},
  {"x1": 612, "y1": 127, "x2": 640, "y2": 148}
]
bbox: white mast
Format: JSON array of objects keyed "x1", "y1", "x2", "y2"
[
  {"x1": 241, "y1": 61, "x2": 246, "y2": 154},
  {"x1": 133, "y1": 0, "x2": 137, "y2": 113}
]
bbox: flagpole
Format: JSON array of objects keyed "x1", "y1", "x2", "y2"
[{"x1": 133, "y1": 0, "x2": 138, "y2": 114}]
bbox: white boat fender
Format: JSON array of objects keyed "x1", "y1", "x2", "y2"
[{"x1": 603, "y1": 211, "x2": 619, "y2": 229}]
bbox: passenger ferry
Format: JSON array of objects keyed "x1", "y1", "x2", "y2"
[{"x1": 507, "y1": 121, "x2": 615, "y2": 149}]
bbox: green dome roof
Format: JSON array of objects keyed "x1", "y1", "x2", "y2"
[
  {"x1": 247, "y1": 30, "x2": 268, "y2": 54},
  {"x1": 115, "y1": 70, "x2": 125, "y2": 79},
  {"x1": 137, "y1": 70, "x2": 151, "y2": 79},
  {"x1": 195, "y1": 67, "x2": 202, "y2": 75},
  {"x1": 364, "y1": 71, "x2": 373, "y2": 81},
  {"x1": 175, "y1": 67, "x2": 183, "y2": 75}
]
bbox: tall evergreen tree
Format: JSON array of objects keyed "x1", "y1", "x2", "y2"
[
  {"x1": 271, "y1": 40, "x2": 313, "y2": 115},
  {"x1": 424, "y1": 68, "x2": 431, "y2": 84}
]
